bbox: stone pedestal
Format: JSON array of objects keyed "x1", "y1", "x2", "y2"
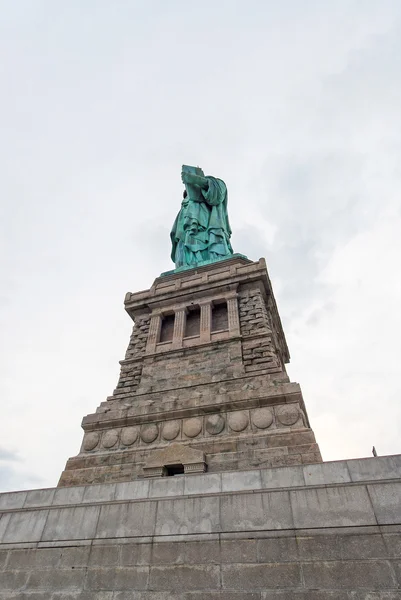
[
  {"x1": 59, "y1": 257, "x2": 321, "y2": 487},
  {"x1": 1, "y1": 456, "x2": 401, "y2": 597}
]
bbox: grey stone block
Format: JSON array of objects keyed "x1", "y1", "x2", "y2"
[
  {"x1": 348, "y1": 455, "x2": 401, "y2": 482},
  {"x1": 2, "y1": 509, "x2": 49, "y2": 543},
  {"x1": 58, "y1": 545, "x2": 91, "y2": 567},
  {"x1": 42, "y1": 506, "x2": 100, "y2": 540},
  {"x1": 82, "y1": 483, "x2": 116, "y2": 503},
  {"x1": 85, "y1": 566, "x2": 149, "y2": 590},
  {"x1": 297, "y1": 534, "x2": 342, "y2": 560},
  {"x1": 52, "y1": 485, "x2": 85, "y2": 506},
  {"x1": 340, "y1": 533, "x2": 388, "y2": 559},
  {"x1": 0, "y1": 513, "x2": 11, "y2": 542},
  {"x1": 221, "y1": 562, "x2": 301, "y2": 589},
  {"x1": 220, "y1": 491, "x2": 293, "y2": 531},
  {"x1": 89, "y1": 544, "x2": 120, "y2": 566},
  {"x1": 26, "y1": 568, "x2": 86, "y2": 590},
  {"x1": 0, "y1": 569, "x2": 30, "y2": 590},
  {"x1": 184, "y1": 473, "x2": 221, "y2": 496},
  {"x1": 120, "y1": 543, "x2": 152, "y2": 566},
  {"x1": 383, "y1": 533, "x2": 401, "y2": 557},
  {"x1": 257, "y1": 536, "x2": 298, "y2": 562},
  {"x1": 394, "y1": 559, "x2": 401, "y2": 585},
  {"x1": 96, "y1": 501, "x2": 157, "y2": 538},
  {"x1": 220, "y1": 539, "x2": 257, "y2": 563},
  {"x1": 23, "y1": 488, "x2": 55, "y2": 508},
  {"x1": 368, "y1": 482, "x2": 401, "y2": 524},
  {"x1": 290, "y1": 485, "x2": 376, "y2": 529},
  {"x1": 0, "y1": 491, "x2": 27, "y2": 510},
  {"x1": 149, "y1": 477, "x2": 185, "y2": 498},
  {"x1": 155, "y1": 496, "x2": 220, "y2": 536},
  {"x1": 302, "y1": 559, "x2": 396, "y2": 588},
  {"x1": 260, "y1": 465, "x2": 305, "y2": 489},
  {"x1": 303, "y1": 461, "x2": 351, "y2": 485},
  {"x1": 221, "y1": 470, "x2": 262, "y2": 492},
  {"x1": 151, "y1": 540, "x2": 220, "y2": 565},
  {"x1": 149, "y1": 564, "x2": 220, "y2": 591},
  {"x1": 0, "y1": 549, "x2": 8, "y2": 569},
  {"x1": 6, "y1": 547, "x2": 60, "y2": 569},
  {"x1": 115, "y1": 480, "x2": 150, "y2": 501}
]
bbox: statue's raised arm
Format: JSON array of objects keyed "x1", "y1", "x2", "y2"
[{"x1": 170, "y1": 165, "x2": 233, "y2": 269}]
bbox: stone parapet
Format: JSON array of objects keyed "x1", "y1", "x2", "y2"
[{"x1": 1, "y1": 455, "x2": 401, "y2": 596}]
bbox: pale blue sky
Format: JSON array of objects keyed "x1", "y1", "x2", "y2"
[{"x1": 1, "y1": 0, "x2": 401, "y2": 491}]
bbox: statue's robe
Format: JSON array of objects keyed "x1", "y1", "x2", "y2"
[{"x1": 170, "y1": 176, "x2": 233, "y2": 268}]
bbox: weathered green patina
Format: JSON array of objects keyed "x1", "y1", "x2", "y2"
[{"x1": 170, "y1": 165, "x2": 234, "y2": 269}]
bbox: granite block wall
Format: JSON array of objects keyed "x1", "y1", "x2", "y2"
[{"x1": 1, "y1": 456, "x2": 400, "y2": 598}]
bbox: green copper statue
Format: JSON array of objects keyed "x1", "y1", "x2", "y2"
[{"x1": 170, "y1": 165, "x2": 233, "y2": 268}]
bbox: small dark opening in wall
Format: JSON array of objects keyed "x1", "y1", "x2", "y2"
[{"x1": 165, "y1": 463, "x2": 185, "y2": 476}]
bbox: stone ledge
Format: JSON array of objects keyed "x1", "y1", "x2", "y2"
[
  {"x1": 83, "y1": 382, "x2": 303, "y2": 431},
  {"x1": 1, "y1": 478, "x2": 401, "y2": 545},
  {"x1": 1, "y1": 455, "x2": 400, "y2": 511}
]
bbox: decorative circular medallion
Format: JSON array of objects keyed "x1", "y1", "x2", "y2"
[
  {"x1": 205, "y1": 414, "x2": 225, "y2": 435},
  {"x1": 83, "y1": 432, "x2": 100, "y2": 451},
  {"x1": 276, "y1": 405, "x2": 300, "y2": 426},
  {"x1": 183, "y1": 418, "x2": 202, "y2": 438},
  {"x1": 228, "y1": 411, "x2": 249, "y2": 432},
  {"x1": 140, "y1": 423, "x2": 159, "y2": 443},
  {"x1": 102, "y1": 430, "x2": 119, "y2": 448},
  {"x1": 162, "y1": 420, "x2": 180, "y2": 441},
  {"x1": 252, "y1": 408, "x2": 273, "y2": 429},
  {"x1": 120, "y1": 426, "x2": 139, "y2": 446}
]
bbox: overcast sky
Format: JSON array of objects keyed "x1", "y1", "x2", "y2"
[{"x1": 1, "y1": 0, "x2": 401, "y2": 492}]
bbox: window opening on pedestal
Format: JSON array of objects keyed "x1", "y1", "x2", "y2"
[
  {"x1": 185, "y1": 306, "x2": 200, "y2": 337},
  {"x1": 165, "y1": 463, "x2": 185, "y2": 476},
  {"x1": 159, "y1": 313, "x2": 175, "y2": 342},
  {"x1": 212, "y1": 301, "x2": 228, "y2": 331}
]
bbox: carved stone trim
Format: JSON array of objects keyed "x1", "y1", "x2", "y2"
[
  {"x1": 142, "y1": 443, "x2": 206, "y2": 477},
  {"x1": 199, "y1": 301, "x2": 212, "y2": 343},
  {"x1": 172, "y1": 308, "x2": 187, "y2": 349},
  {"x1": 227, "y1": 296, "x2": 240, "y2": 337},
  {"x1": 146, "y1": 313, "x2": 162, "y2": 353},
  {"x1": 142, "y1": 466, "x2": 166, "y2": 478},
  {"x1": 184, "y1": 462, "x2": 206, "y2": 474}
]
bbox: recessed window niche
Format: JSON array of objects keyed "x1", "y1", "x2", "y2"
[
  {"x1": 159, "y1": 313, "x2": 175, "y2": 343},
  {"x1": 212, "y1": 301, "x2": 228, "y2": 332},
  {"x1": 185, "y1": 306, "x2": 200, "y2": 337}
]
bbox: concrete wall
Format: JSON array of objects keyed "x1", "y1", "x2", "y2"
[{"x1": 1, "y1": 455, "x2": 401, "y2": 598}]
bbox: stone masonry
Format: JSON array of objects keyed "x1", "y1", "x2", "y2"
[
  {"x1": 1, "y1": 455, "x2": 401, "y2": 597},
  {"x1": 58, "y1": 256, "x2": 321, "y2": 487}
]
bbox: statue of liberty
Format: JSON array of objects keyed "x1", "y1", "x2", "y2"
[{"x1": 170, "y1": 165, "x2": 233, "y2": 268}]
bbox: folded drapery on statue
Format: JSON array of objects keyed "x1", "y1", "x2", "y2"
[{"x1": 171, "y1": 165, "x2": 233, "y2": 268}]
